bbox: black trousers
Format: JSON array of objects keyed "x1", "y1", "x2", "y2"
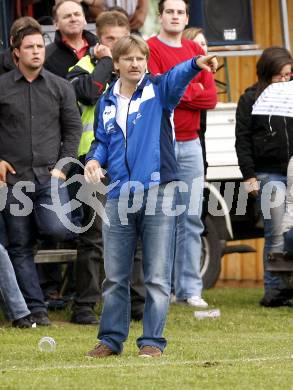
[{"x1": 74, "y1": 195, "x2": 103, "y2": 307}]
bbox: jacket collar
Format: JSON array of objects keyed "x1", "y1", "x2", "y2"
[
  {"x1": 106, "y1": 73, "x2": 150, "y2": 103},
  {"x1": 13, "y1": 66, "x2": 47, "y2": 82},
  {"x1": 54, "y1": 29, "x2": 98, "y2": 50}
]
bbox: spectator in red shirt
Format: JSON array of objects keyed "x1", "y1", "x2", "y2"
[{"x1": 147, "y1": 0, "x2": 217, "y2": 308}]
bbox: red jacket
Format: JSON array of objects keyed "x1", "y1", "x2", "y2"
[{"x1": 147, "y1": 36, "x2": 217, "y2": 141}]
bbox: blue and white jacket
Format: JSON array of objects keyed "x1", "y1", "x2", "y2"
[{"x1": 88, "y1": 58, "x2": 202, "y2": 199}]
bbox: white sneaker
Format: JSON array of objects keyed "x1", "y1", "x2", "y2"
[
  {"x1": 186, "y1": 296, "x2": 208, "y2": 308},
  {"x1": 170, "y1": 293, "x2": 177, "y2": 304}
]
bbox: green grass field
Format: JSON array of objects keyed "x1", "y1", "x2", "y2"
[{"x1": 1, "y1": 288, "x2": 293, "y2": 389}]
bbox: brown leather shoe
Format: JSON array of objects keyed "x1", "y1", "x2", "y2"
[
  {"x1": 86, "y1": 343, "x2": 117, "y2": 358},
  {"x1": 138, "y1": 346, "x2": 162, "y2": 358}
]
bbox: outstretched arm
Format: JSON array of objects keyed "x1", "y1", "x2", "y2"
[
  {"x1": 178, "y1": 69, "x2": 217, "y2": 110},
  {"x1": 158, "y1": 55, "x2": 217, "y2": 110},
  {"x1": 196, "y1": 55, "x2": 217, "y2": 73}
]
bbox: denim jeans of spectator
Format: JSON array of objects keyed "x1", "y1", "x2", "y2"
[
  {"x1": 0, "y1": 240, "x2": 30, "y2": 321},
  {"x1": 257, "y1": 172, "x2": 287, "y2": 291},
  {"x1": 98, "y1": 184, "x2": 176, "y2": 353},
  {"x1": 2, "y1": 177, "x2": 74, "y2": 314},
  {"x1": 174, "y1": 138, "x2": 204, "y2": 299}
]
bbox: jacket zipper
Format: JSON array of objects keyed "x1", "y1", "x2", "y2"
[
  {"x1": 284, "y1": 116, "x2": 290, "y2": 162},
  {"x1": 124, "y1": 95, "x2": 134, "y2": 182},
  {"x1": 269, "y1": 115, "x2": 290, "y2": 162},
  {"x1": 268, "y1": 115, "x2": 276, "y2": 136}
]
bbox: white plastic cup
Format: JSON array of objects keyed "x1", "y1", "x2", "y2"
[
  {"x1": 38, "y1": 336, "x2": 56, "y2": 352},
  {"x1": 194, "y1": 309, "x2": 221, "y2": 319}
]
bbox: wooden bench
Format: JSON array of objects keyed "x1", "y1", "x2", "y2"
[
  {"x1": 267, "y1": 252, "x2": 293, "y2": 272},
  {"x1": 35, "y1": 249, "x2": 77, "y2": 264},
  {"x1": 34, "y1": 249, "x2": 77, "y2": 296}
]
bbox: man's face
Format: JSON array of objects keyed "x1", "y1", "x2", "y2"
[
  {"x1": 159, "y1": 0, "x2": 188, "y2": 35},
  {"x1": 14, "y1": 33, "x2": 45, "y2": 71},
  {"x1": 115, "y1": 47, "x2": 147, "y2": 85},
  {"x1": 99, "y1": 25, "x2": 130, "y2": 52},
  {"x1": 55, "y1": 1, "x2": 86, "y2": 38}
]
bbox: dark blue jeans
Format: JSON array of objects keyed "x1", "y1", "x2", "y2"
[
  {"x1": 2, "y1": 178, "x2": 74, "y2": 313},
  {"x1": 257, "y1": 173, "x2": 287, "y2": 291},
  {"x1": 99, "y1": 184, "x2": 176, "y2": 353},
  {"x1": 0, "y1": 243, "x2": 30, "y2": 321}
]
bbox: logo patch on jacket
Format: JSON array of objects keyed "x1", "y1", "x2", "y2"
[
  {"x1": 103, "y1": 105, "x2": 116, "y2": 133},
  {"x1": 105, "y1": 121, "x2": 117, "y2": 134}
]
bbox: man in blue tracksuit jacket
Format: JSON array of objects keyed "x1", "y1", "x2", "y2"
[{"x1": 84, "y1": 34, "x2": 216, "y2": 358}]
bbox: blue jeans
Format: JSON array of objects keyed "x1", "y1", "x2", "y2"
[
  {"x1": 174, "y1": 138, "x2": 204, "y2": 299},
  {"x1": 257, "y1": 172, "x2": 287, "y2": 291},
  {"x1": 0, "y1": 242, "x2": 30, "y2": 321},
  {"x1": 2, "y1": 178, "x2": 74, "y2": 313},
  {"x1": 98, "y1": 184, "x2": 176, "y2": 353}
]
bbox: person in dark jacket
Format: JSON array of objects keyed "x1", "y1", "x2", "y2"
[
  {"x1": 67, "y1": 9, "x2": 129, "y2": 109},
  {"x1": 0, "y1": 24, "x2": 82, "y2": 326},
  {"x1": 45, "y1": 0, "x2": 99, "y2": 78},
  {"x1": 235, "y1": 46, "x2": 293, "y2": 307}
]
